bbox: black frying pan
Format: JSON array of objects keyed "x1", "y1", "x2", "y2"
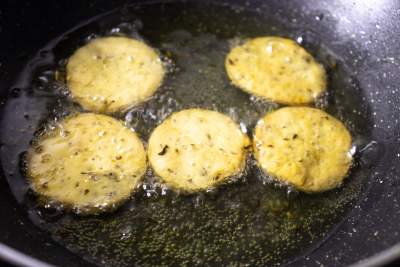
[{"x1": 0, "y1": 0, "x2": 399, "y2": 266}]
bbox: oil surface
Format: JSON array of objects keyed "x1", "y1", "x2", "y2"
[{"x1": 0, "y1": 2, "x2": 374, "y2": 267}]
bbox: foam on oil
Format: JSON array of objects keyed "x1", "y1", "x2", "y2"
[{"x1": 0, "y1": 2, "x2": 377, "y2": 267}]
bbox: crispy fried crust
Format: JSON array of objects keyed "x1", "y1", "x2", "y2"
[
  {"x1": 148, "y1": 109, "x2": 250, "y2": 191},
  {"x1": 226, "y1": 37, "x2": 326, "y2": 105},
  {"x1": 67, "y1": 37, "x2": 165, "y2": 113},
  {"x1": 26, "y1": 113, "x2": 147, "y2": 214},
  {"x1": 253, "y1": 107, "x2": 352, "y2": 192}
]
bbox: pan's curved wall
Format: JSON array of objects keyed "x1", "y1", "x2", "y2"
[{"x1": 0, "y1": 1, "x2": 399, "y2": 266}]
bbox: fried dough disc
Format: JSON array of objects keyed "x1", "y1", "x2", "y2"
[
  {"x1": 26, "y1": 113, "x2": 147, "y2": 214},
  {"x1": 148, "y1": 109, "x2": 250, "y2": 191},
  {"x1": 225, "y1": 37, "x2": 327, "y2": 105},
  {"x1": 67, "y1": 37, "x2": 165, "y2": 113},
  {"x1": 253, "y1": 107, "x2": 352, "y2": 192}
]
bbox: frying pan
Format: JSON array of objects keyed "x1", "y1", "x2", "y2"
[{"x1": 0, "y1": 0, "x2": 399, "y2": 266}]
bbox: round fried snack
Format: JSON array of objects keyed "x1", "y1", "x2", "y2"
[
  {"x1": 225, "y1": 37, "x2": 326, "y2": 105},
  {"x1": 26, "y1": 113, "x2": 147, "y2": 214},
  {"x1": 67, "y1": 37, "x2": 165, "y2": 113},
  {"x1": 253, "y1": 107, "x2": 352, "y2": 192},
  {"x1": 148, "y1": 109, "x2": 250, "y2": 191}
]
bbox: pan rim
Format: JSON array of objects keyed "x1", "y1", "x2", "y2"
[
  {"x1": 0, "y1": 243, "x2": 54, "y2": 267},
  {"x1": 0, "y1": 0, "x2": 397, "y2": 266},
  {"x1": 1, "y1": 241, "x2": 400, "y2": 267}
]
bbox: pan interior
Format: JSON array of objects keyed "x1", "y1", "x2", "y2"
[{"x1": 0, "y1": 2, "x2": 375, "y2": 266}]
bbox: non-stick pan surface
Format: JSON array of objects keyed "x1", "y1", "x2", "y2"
[{"x1": 0, "y1": 0, "x2": 400, "y2": 266}]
